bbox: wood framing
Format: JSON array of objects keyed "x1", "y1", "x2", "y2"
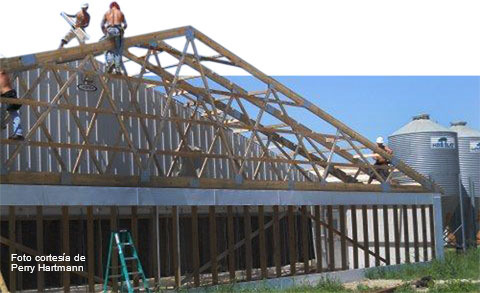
[{"x1": 0, "y1": 26, "x2": 439, "y2": 194}]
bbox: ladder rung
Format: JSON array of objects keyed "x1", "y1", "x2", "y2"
[{"x1": 124, "y1": 257, "x2": 136, "y2": 261}]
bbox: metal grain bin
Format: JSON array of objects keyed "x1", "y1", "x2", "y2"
[
  {"x1": 389, "y1": 114, "x2": 460, "y2": 222},
  {"x1": 450, "y1": 121, "x2": 480, "y2": 244},
  {"x1": 450, "y1": 121, "x2": 480, "y2": 198}
]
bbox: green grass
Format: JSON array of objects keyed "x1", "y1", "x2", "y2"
[
  {"x1": 428, "y1": 280, "x2": 480, "y2": 293},
  {"x1": 366, "y1": 248, "x2": 480, "y2": 281}
]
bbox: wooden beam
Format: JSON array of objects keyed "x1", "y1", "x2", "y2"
[
  {"x1": 421, "y1": 205, "x2": 428, "y2": 261},
  {"x1": 429, "y1": 205, "x2": 436, "y2": 259},
  {"x1": 36, "y1": 206, "x2": 44, "y2": 291},
  {"x1": 131, "y1": 207, "x2": 139, "y2": 288},
  {"x1": 0, "y1": 27, "x2": 188, "y2": 72},
  {"x1": 62, "y1": 206, "x2": 70, "y2": 292},
  {"x1": 191, "y1": 206, "x2": 200, "y2": 287},
  {"x1": 288, "y1": 206, "x2": 297, "y2": 275},
  {"x1": 362, "y1": 205, "x2": 369, "y2": 268},
  {"x1": 172, "y1": 207, "x2": 181, "y2": 288},
  {"x1": 339, "y1": 206, "x2": 347, "y2": 270},
  {"x1": 351, "y1": 205, "x2": 359, "y2": 269},
  {"x1": 412, "y1": 205, "x2": 420, "y2": 263},
  {"x1": 243, "y1": 206, "x2": 253, "y2": 281},
  {"x1": 209, "y1": 206, "x2": 218, "y2": 285},
  {"x1": 373, "y1": 205, "x2": 380, "y2": 267},
  {"x1": 8, "y1": 207, "x2": 16, "y2": 292},
  {"x1": 273, "y1": 206, "x2": 282, "y2": 277},
  {"x1": 314, "y1": 206, "x2": 323, "y2": 273},
  {"x1": 227, "y1": 206, "x2": 236, "y2": 282},
  {"x1": 403, "y1": 205, "x2": 410, "y2": 263},
  {"x1": 258, "y1": 206, "x2": 267, "y2": 279},
  {"x1": 393, "y1": 205, "x2": 401, "y2": 264},
  {"x1": 0, "y1": 171, "x2": 430, "y2": 193},
  {"x1": 192, "y1": 28, "x2": 439, "y2": 192},
  {"x1": 110, "y1": 207, "x2": 118, "y2": 292},
  {"x1": 327, "y1": 206, "x2": 335, "y2": 271},
  {"x1": 301, "y1": 206, "x2": 310, "y2": 274},
  {"x1": 87, "y1": 207, "x2": 95, "y2": 292},
  {"x1": 383, "y1": 206, "x2": 391, "y2": 265}
]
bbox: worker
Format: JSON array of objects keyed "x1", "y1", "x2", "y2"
[
  {"x1": 59, "y1": 3, "x2": 90, "y2": 48},
  {"x1": 0, "y1": 70, "x2": 24, "y2": 140},
  {"x1": 101, "y1": 2, "x2": 128, "y2": 74},
  {"x1": 368, "y1": 136, "x2": 393, "y2": 183}
]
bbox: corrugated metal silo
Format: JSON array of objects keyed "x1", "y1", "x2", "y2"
[
  {"x1": 450, "y1": 121, "x2": 480, "y2": 198},
  {"x1": 450, "y1": 121, "x2": 480, "y2": 244},
  {"x1": 389, "y1": 114, "x2": 460, "y2": 222}
]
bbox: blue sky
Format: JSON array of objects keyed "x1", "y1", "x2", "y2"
[{"x1": 224, "y1": 76, "x2": 480, "y2": 143}]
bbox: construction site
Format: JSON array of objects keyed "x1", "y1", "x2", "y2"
[{"x1": 0, "y1": 23, "x2": 478, "y2": 293}]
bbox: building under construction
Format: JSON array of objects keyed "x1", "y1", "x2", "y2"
[{"x1": 0, "y1": 26, "x2": 449, "y2": 292}]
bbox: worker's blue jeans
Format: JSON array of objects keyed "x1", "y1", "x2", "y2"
[
  {"x1": 106, "y1": 26, "x2": 124, "y2": 72},
  {"x1": 1, "y1": 106, "x2": 23, "y2": 136}
]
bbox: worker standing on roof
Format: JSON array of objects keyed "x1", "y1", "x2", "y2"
[
  {"x1": 368, "y1": 136, "x2": 393, "y2": 183},
  {"x1": 0, "y1": 70, "x2": 24, "y2": 140},
  {"x1": 59, "y1": 3, "x2": 90, "y2": 48},
  {"x1": 101, "y1": 2, "x2": 128, "y2": 74}
]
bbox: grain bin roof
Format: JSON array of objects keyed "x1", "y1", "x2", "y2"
[{"x1": 391, "y1": 114, "x2": 452, "y2": 136}]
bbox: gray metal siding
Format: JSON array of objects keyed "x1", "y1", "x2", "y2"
[{"x1": 2, "y1": 63, "x2": 307, "y2": 182}]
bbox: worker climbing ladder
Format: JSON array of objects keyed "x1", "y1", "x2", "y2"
[{"x1": 104, "y1": 230, "x2": 151, "y2": 293}]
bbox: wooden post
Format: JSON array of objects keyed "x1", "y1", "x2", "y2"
[
  {"x1": 227, "y1": 206, "x2": 236, "y2": 282},
  {"x1": 373, "y1": 205, "x2": 380, "y2": 267},
  {"x1": 403, "y1": 205, "x2": 410, "y2": 263},
  {"x1": 36, "y1": 206, "x2": 44, "y2": 291},
  {"x1": 258, "y1": 206, "x2": 267, "y2": 279},
  {"x1": 131, "y1": 207, "x2": 139, "y2": 288},
  {"x1": 97, "y1": 216, "x2": 103, "y2": 280},
  {"x1": 87, "y1": 207, "x2": 95, "y2": 292},
  {"x1": 327, "y1": 206, "x2": 335, "y2": 271},
  {"x1": 209, "y1": 206, "x2": 218, "y2": 285},
  {"x1": 301, "y1": 206, "x2": 310, "y2": 274},
  {"x1": 339, "y1": 206, "x2": 347, "y2": 270},
  {"x1": 393, "y1": 205, "x2": 401, "y2": 264},
  {"x1": 110, "y1": 207, "x2": 118, "y2": 292},
  {"x1": 383, "y1": 206, "x2": 391, "y2": 265},
  {"x1": 8, "y1": 207, "x2": 16, "y2": 292},
  {"x1": 362, "y1": 205, "x2": 369, "y2": 268},
  {"x1": 172, "y1": 207, "x2": 181, "y2": 288},
  {"x1": 244, "y1": 206, "x2": 253, "y2": 281},
  {"x1": 191, "y1": 206, "x2": 200, "y2": 287},
  {"x1": 288, "y1": 206, "x2": 297, "y2": 275},
  {"x1": 314, "y1": 206, "x2": 323, "y2": 273},
  {"x1": 273, "y1": 206, "x2": 282, "y2": 277},
  {"x1": 421, "y1": 205, "x2": 428, "y2": 261},
  {"x1": 412, "y1": 205, "x2": 419, "y2": 262},
  {"x1": 150, "y1": 207, "x2": 159, "y2": 286},
  {"x1": 429, "y1": 205, "x2": 436, "y2": 258},
  {"x1": 350, "y1": 205, "x2": 358, "y2": 269},
  {"x1": 62, "y1": 206, "x2": 70, "y2": 292}
]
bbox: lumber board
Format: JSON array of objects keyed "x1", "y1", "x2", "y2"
[
  {"x1": 287, "y1": 206, "x2": 297, "y2": 275},
  {"x1": 0, "y1": 171, "x2": 428, "y2": 193},
  {"x1": 351, "y1": 205, "x2": 359, "y2": 269}
]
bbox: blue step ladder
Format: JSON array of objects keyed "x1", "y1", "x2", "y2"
[{"x1": 103, "y1": 230, "x2": 151, "y2": 293}]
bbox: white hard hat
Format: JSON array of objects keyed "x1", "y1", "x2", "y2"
[
  {"x1": 81, "y1": 3, "x2": 89, "y2": 9},
  {"x1": 376, "y1": 136, "x2": 384, "y2": 144}
]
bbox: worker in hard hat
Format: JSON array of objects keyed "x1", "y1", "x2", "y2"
[
  {"x1": 101, "y1": 2, "x2": 128, "y2": 74},
  {"x1": 368, "y1": 136, "x2": 394, "y2": 183},
  {"x1": 59, "y1": 3, "x2": 91, "y2": 48},
  {"x1": 0, "y1": 70, "x2": 24, "y2": 140}
]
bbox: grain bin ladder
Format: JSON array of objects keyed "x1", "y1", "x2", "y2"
[{"x1": 103, "y1": 230, "x2": 151, "y2": 293}]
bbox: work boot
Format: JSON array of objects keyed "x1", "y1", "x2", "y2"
[{"x1": 8, "y1": 134, "x2": 24, "y2": 141}]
